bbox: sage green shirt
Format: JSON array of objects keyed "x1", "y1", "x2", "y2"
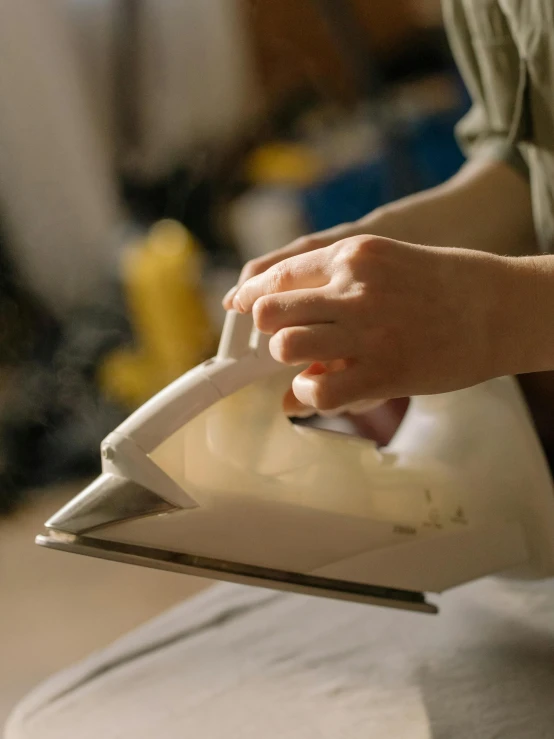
[{"x1": 442, "y1": 0, "x2": 554, "y2": 252}]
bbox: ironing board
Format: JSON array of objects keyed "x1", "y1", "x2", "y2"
[{"x1": 6, "y1": 576, "x2": 554, "y2": 739}]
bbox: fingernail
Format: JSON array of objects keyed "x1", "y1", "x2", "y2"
[
  {"x1": 291, "y1": 373, "x2": 316, "y2": 409},
  {"x1": 232, "y1": 294, "x2": 245, "y2": 313},
  {"x1": 222, "y1": 286, "x2": 237, "y2": 308},
  {"x1": 282, "y1": 390, "x2": 314, "y2": 418}
]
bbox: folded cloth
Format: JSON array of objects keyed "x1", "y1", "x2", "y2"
[{"x1": 6, "y1": 576, "x2": 554, "y2": 739}]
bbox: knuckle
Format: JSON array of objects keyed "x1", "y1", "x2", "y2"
[
  {"x1": 334, "y1": 240, "x2": 391, "y2": 300},
  {"x1": 267, "y1": 262, "x2": 290, "y2": 292},
  {"x1": 343, "y1": 281, "x2": 372, "y2": 309},
  {"x1": 338, "y1": 235, "x2": 386, "y2": 267},
  {"x1": 358, "y1": 234, "x2": 388, "y2": 254}
]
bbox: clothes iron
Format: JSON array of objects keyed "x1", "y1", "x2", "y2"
[{"x1": 37, "y1": 311, "x2": 554, "y2": 614}]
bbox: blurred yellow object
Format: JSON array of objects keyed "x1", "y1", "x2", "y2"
[
  {"x1": 245, "y1": 142, "x2": 323, "y2": 187},
  {"x1": 99, "y1": 220, "x2": 216, "y2": 408}
]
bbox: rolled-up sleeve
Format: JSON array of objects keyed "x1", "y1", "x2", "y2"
[{"x1": 442, "y1": 0, "x2": 529, "y2": 180}]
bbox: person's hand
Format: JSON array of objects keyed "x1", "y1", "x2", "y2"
[
  {"x1": 222, "y1": 220, "x2": 370, "y2": 310},
  {"x1": 230, "y1": 235, "x2": 516, "y2": 414}
]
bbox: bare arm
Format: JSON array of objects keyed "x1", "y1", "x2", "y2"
[
  {"x1": 224, "y1": 157, "x2": 554, "y2": 427},
  {"x1": 359, "y1": 158, "x2": 536, "y2": 255},
  {"x1": 231, "y1": 238, "x2": 554, "y2": 411},
  {"x1": 224, "y1": 157, "x2": 536, "y2": 308}
]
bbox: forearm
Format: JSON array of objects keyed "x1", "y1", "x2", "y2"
[
  {"x1": 228, "y1": 157, "x2": 538, "y2": 310},
  {"x1": 357, "y1": 158, "x2": 537, "y2": 256}
]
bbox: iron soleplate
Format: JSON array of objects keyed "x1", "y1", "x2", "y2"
[{"x1": 36, "y1": 531, "x2": 438, "y2": 614}]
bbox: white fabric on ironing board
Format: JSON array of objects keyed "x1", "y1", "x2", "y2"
[{"x1": 6, "y1": 577, "x2": 554, "y2": 739}]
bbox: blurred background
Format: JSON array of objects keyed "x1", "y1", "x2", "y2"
[{"x1": 0, "y1": 0, "x2": 469, "y2": 724}]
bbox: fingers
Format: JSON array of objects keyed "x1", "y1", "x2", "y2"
[
  {"x1": 282, "y1": 386, "x2": 315, "y2": 418},
  {"x1": 222, "y1": 240, "x2": 321, "y2": 310},
  {"x1": 283, "y1": 362, "x2": 330, "y2": 416},
  {"x1": 282, "y1": 381, "x2": 384, "y2": 417},
  {"x1": 233, "y1": 252, "x2": 330, "y2": 313},
  {"x1": 268, "y1": 324, "x2": 355, "y2": 364},
  {"x1": 253, "y1": 291, "x2": 336, "y2": 334},
  {"x1": 238, "y1": 244, "x2": 309, "y2": 283},
  {"x1": 222, "y1": 224, "x2": 360, "y2": 309},
  {"x1": 222, "y1": 285, "x2": 239, "y2": 309},
  {"x1": 291, "y1": 363, "x2": 378, "y2": 411}
]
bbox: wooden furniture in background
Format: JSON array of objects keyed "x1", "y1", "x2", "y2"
[{"x1": 242, "y1": 0, "x2": 420, "y2": 105}]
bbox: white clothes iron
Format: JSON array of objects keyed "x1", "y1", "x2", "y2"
[{"x1": 37, "y1": 311, "x2": 554, "y2": 614}]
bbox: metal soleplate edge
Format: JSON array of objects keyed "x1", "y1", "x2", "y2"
[{"x1": 36, "y1": 531, "x2": 438, "y2": 614}]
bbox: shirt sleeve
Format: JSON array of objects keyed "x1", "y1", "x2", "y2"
[{"x1": 441, "y1": 0, "x2": 529, "y2": 180}]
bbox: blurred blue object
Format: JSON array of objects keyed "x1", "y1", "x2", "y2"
[
  {"x1": 301, "y1": 105, "x2": 467, "y2": 232},
  {"x1": 404, "y1": 109, "x2": 466, "y2": 191},
  {"x1": 301, "y1": 156, "x2": 389, "y2": 233}
]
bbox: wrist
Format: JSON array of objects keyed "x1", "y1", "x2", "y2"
[
  {"x1": 355, "y1": 202, "x2": 414, "y2": 242},
  {"x1": 355, "y1": 190, "x2": 454, "y2": 246},
  {"x1": 493, "y1": 255, "x2": 554, "y2": 376}
]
